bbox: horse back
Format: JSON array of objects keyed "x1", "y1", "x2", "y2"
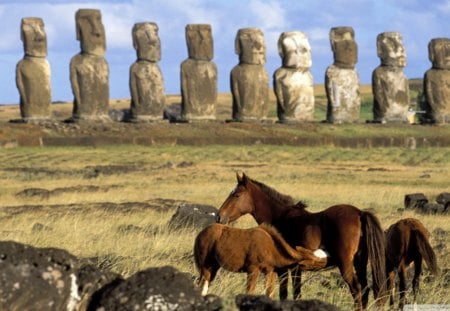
[{"x1": 278, "y1": 204, "x2": 362, "y2": 252}]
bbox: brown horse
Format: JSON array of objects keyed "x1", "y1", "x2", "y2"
[
  {"x1": 216, "y1": 173, "x2": 387, "y2": 310},
  {"x1": 194, "y1": 223, "x2": 327, "y2": 298},
  {"x1": 385, "y1": 218, "x2": 438, "y2": 310}
]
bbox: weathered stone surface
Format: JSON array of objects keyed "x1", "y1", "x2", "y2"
[
  {"x1": 422, "y1": 38, "x2": 450, "y2": 124},
  {"x1": 274, "y1": 31, "x2": 314, "y2": 122},
  {"x1": 186, "y1": 24, "x2": 213, "y2": 61},
  {"x1": 132, "y1": 22, "x2": 160, "y2": 62},
  {"x1": 181, "y1": 24, "x2": 217, "y2": 121},
  {"x1": 325, "y1": 66, "x2": 360, "y2": 123},
  {"x1": 422, "y1": 202, "x2": 445, "y2": 214},
  {"x1": 70, "y1": 9, "x2": 110, "y2": 122},
  {"x1": 235, "y1": 294, "x2": 341, "y2": 311},
  {"x1": 325, "y1": 27, "x2": 361, "y2": 123},
  {"x1": 372, "y1": 32, "x2": 410, "y2": 122},
  {"x1": 404, "y1": 193, "x2": 428, "y2": 210},
  {"x1": 89, "y1": 265, "x2": 222, "y2": 310},
  {"x1": 231, "y1": 28, "x2": 269, "y2": 121},
  {"x1": 437, "y1": 192, "x2": 450, "y2": 207},
  {"x1": 167, "y1": 202, "x2": 218, "y2": 231},
  {"x1": 129, "y1": 22, "x2": 165, "y2": 122},
  {"x1": 0, "y1": 240, "x2": 120, "y2": 311},
  {"x1": 16, "y1": 17, "x2": 51, "y2": 122}
]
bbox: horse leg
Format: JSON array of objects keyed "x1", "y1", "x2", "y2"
[
  {"x1": 292, "y1": 266, "x2": 302, "y2": 300},
  {"x1": 386, "y1": 269, "x2": 396, "y2": 307},
  {"x1": 246, "y1": 268, "x2": 260, "y2": 295},
  {"x1": 339, "y1": 262, "x2": 363, "y2": 310},
  {"x1": 412, "y1": 257, "x2": 423, "y2": 304},
  {"x1": 354, "y1": 252, "x2": 369, "y2": 309},
  {"x1": 265, "y1": 270, "x2": 276, "y2": 299},
  {"x1": 199, "y1": 264, "x2": 220, "y2": 296},
  {"x1": 398, "y1": 263, "x2": 407, "y2": 310},
  {"x1": 277, "y1": 268, "x2": 289, "y2": 300}
]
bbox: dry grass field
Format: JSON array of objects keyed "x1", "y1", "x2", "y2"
[
  {"x1": 0, "y1": 83, "x2": 449, "y2": 310},
  {"x1": 0, "y1": 145, "x2": 449, "y2": 310}
]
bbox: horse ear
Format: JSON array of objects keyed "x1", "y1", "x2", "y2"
[
  {"x1": 241, "y1": 172, "x2": 248, "y2": 185},
  {"x1": 236, "y1": 172, "x2": 243, "y2": 183}
]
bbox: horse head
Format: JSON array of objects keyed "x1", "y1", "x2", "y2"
[{"x1": 216, "y1": 172, "x2": 254, "y2": 224}]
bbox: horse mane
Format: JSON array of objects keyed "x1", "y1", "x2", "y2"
[
  {"x1": 292, "y1": 200, "x2": 308, "y2": 210},
  {"x1": 248, "y1": 178, "x2": 296, "y2": 206}
]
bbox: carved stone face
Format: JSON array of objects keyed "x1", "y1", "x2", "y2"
[
  {"x1": 186, "y1": 24, "x2": 213, "y2": 61},
  {"x1": 330, "y1": 27, "x2": 357, "y2": 69},
  {"x1": 21, "y1": 17, "x2": 47, "y2": 58},
  {"x1": 235, "y1": 28, "x2": 266, "y2": 65},
  {"x1": 76, "y1": 9, "x2": 106, "y2": 56},
  {"x1": 429, "y1": 38, "x2": 450, "y2": 70},
  {"x1": 377, "y1": 32, "x2": 406, "y2": 67},
  {"x1": 133, "y1": 22, "x2": 160, "y2": 62},
  {"x1": 278, "y1": 31, "x2": 311, "y2": 69}
]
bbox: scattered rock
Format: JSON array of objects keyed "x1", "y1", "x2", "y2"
[
  {"x1": 404, "y1": 193, "x2": 428, "y2": 210},
  {"x1": 89, "y1": 265, "x2": 222, "y2": 311},
  {"x1": 235, "y1": 294, "x2": 341, "y2": 311},
  {"x1": 16, "y1": 188, "x2": 50, "y2": 199},
  {"x1": 0, "y1": 240, "x2": 119, "y2": 311},
  {"x1": 422, "y1": 203, "x2": 445, "y2": 214},
  {"x1": 167, "y1": 203, "x2": 218, "y2": 231}
]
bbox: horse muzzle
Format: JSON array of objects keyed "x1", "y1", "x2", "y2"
[{"x1": 215, "y1": 214, "x2": 229, "y2": 224}]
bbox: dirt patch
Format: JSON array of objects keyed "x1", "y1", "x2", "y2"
[
  {"x1": 1, "y1": 118, "x2": 450, "y2": 148},
  {"x1": 1, "y1": 198, "x2": 185, "y2": 217}
]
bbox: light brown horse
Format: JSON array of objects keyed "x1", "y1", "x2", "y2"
[
  {"x1": 385, "y1": 218, "x2": 438, "y2": 310},
  {"x1": 216, "y1": 173, "x2": 387, "y2": 310},
  {"x1": 194, "y1": 223, "x2": 327, "y2": 298}
]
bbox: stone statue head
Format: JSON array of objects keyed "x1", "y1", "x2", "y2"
[
  {"x1": 278, "y1": 31, "x2": 311, "y2": 69},
  {"x1": 235, "y1": 28, "x2": 266, "y2": 65},
  {"x1": 377, "y1": 32, "x2": 406, "y2": 67},
  {"x1": 75, "y1": 9, "x2": 106, "y2": 56},
  {"x1": 132, "y1": 22, "x2": 160, "y2": 62},
  {"x1": 21, "y1": 17, "x2": 47, "y2": 58},
  {"x1": 428, "y1": 38, "x2": 450, "y2": 70},
  {"x1": 186, "y1": 24, "x2": 213, "y2": 61},
  {"x1": 330, "y1": 27, "x2": 357, "y2": 69}
]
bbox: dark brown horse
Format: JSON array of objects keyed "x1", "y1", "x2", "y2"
[
  {"x1": 216, "y1": 173, "x2": 387, "y2": 310},
  {"x1": 385, "y1": 218, "x2": 438, "y2": 310},
  {"x1": 194, "y1": 223, "x2": 327, "y2": 298}
]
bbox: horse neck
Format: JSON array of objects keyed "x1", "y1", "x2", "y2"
[{"x1": 248, "y1": 183, "x2": 291, "y2": 224}]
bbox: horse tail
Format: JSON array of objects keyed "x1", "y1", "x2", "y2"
[
  {"x1": 414, "y1": 227, "x2": 439, "y2": 276},
  {"x1": 361, "y1": 211, "x2": 387, "y2": 299},
  {"x1": 259, "y1": 224, "x2": 327, "y2": 270}
]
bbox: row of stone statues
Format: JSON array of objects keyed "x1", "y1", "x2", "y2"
[{"x1": 16, "y1": 9, "x2": 450, "y2": 124}]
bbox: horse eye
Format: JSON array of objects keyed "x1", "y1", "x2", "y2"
[{"x1": 230, "y1": 189, "x2": 240, "y2": 198}]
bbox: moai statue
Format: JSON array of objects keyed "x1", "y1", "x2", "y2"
[
  {"x1": 325, "y1": 27, "x2": 361, "y2": 123},
  {"x1": 422, "y1": 38, "x2": 450, "y2": 124},
  {"x1": 129, "y1": 22, "x2": 165, "y2": 122},
  {"x1": 70, "y1": 9, "x2": 109, "y2": 122},
  {"x1": 273, "y1": 31, "x2": 314, "y2": 123},
  {"x1": 372, "y1": 32, "x2": 410, "y2": 123},
  {"x1": 230, "y1": 28, "x2": 269, "y2": 121},
  {"x1": 181, "y1": 24, "x2": 217, "y2": 121},
  {"x1": 16, "y1": 17, "x2": 51, "y2": 122}
]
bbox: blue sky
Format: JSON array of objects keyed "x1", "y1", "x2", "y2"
[{"x1": 0, "y1": 0, "x2": 448, "y2": 104}]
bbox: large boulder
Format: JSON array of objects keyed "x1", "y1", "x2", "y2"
[
  {"x1": 0, "y1": 240, "x2": 119, "y2": 311},
  {"x1": 167, "y1": 203, "x2": 218, "y2": 231},
  {"x1": 235, "y1": 294, "x2": 341, "y2": 311},
  {"x1": 89, "y1": 265, "x2": 222, "y2": 310}
]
